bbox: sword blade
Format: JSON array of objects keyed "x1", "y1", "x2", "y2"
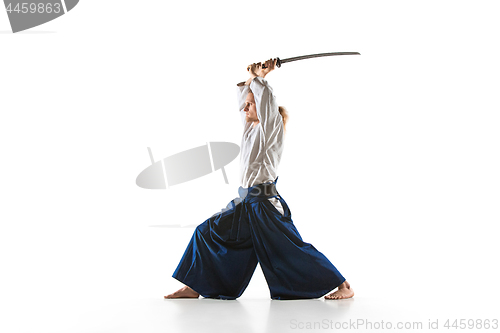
[{"x1": 279, "y1": 52, "x2": 360, "y2": 65}]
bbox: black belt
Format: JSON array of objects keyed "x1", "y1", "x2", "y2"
[{"x1": 238, "y1": 182, "x2": 278, "y2": 201}]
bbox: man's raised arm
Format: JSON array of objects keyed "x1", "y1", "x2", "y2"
[{"x1": 246, "y1": 59, "x2": 280, "y2": 133}]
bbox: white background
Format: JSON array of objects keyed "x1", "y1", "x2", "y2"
[{"x1": 1, "y1": 1, "x2": 499, "y2": 332}]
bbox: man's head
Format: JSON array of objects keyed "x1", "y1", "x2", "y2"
[{"x1": 244, "y1": 92, "x2": 259, "y2": 125}]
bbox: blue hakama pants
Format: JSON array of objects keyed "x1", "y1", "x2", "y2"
[{"x1": 172, "y1": 177, "x2": 345, "y2": 300}]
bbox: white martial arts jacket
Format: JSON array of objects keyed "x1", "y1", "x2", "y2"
[{"x1": 237, "y1": 76, "x2": 285, "y2": 215}]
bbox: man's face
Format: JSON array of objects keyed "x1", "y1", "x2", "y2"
[{"x1": 244, "y1": 92, "x2": 259, "y2": 124}]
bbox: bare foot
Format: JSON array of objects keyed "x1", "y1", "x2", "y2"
[
  {"x1": 164, "y1": 285, "x2": 200, "y2": 299},
  {"x1": 325, "y1": 281, "x2": 354, "y2": 300}
]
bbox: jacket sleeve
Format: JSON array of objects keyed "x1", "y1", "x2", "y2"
[
  {"x1": 236, "y1": 81, "x2": 251, "y2": 127},
  {"x1": 249, "y1": 76, "x2": 280, "y2": 135}
]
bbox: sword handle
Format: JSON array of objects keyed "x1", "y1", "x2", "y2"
[{"x1": 261, "y1": 58, "x2": 282, "y2": 69}]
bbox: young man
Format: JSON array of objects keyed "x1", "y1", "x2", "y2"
[{"x1": 165, "y1": 59, "x2": 354, "y2": 300}]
